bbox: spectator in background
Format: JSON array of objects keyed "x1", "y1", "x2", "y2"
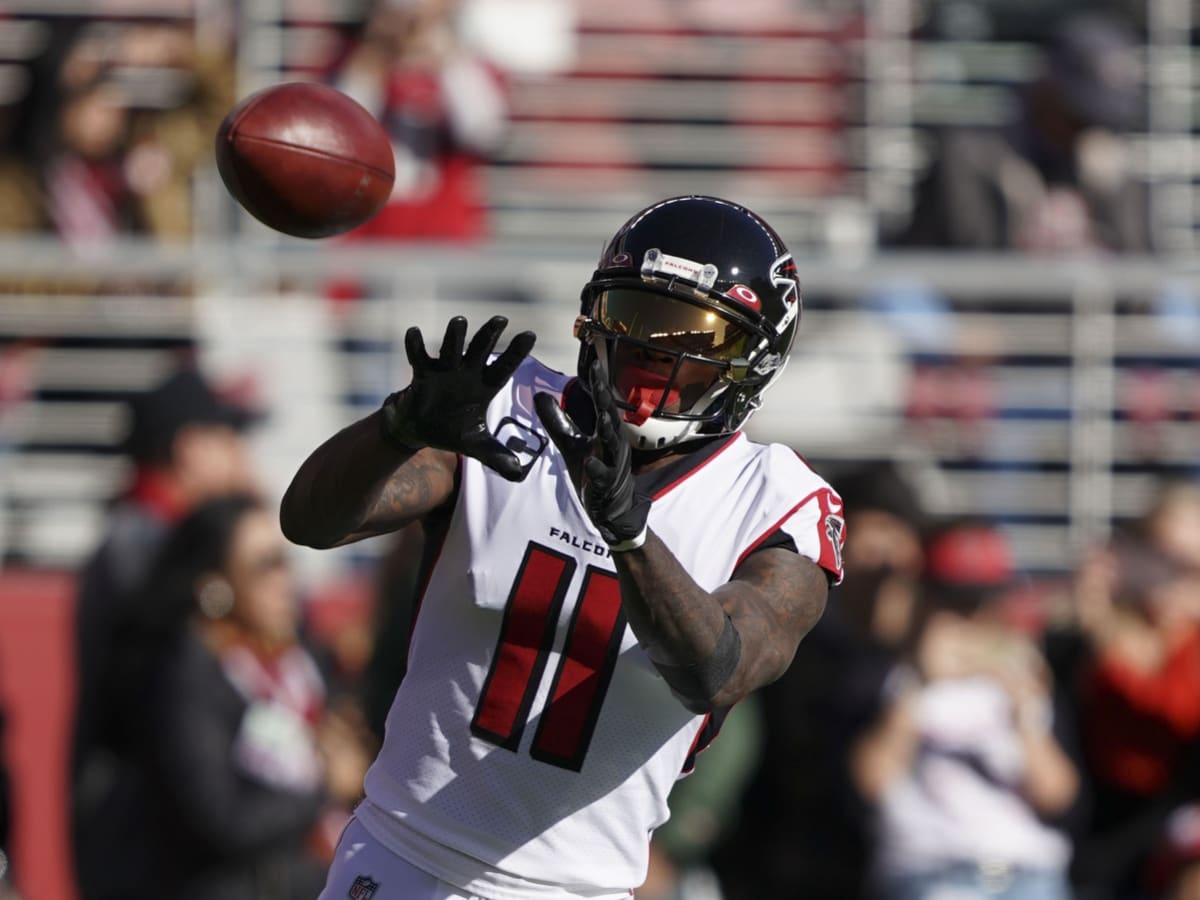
[
  {"x1": 850, "y1": 520, "x2": 1080, "y2": 900},
  {"x1": 70, "y1": 364, "x2": 260, "y2": 900},
  {"x1": 30, "y1": 21, "x2": 233, "y2": 245},
  {"x1": 717, "y1": 460, "x2": 929, "y2": 900},
  {"x1": 892, "y1": 11, "x2": 1150, "y2": 254},
  {"x1": 1146, "y1": 803, "x2": 1200, "y2": 900},
  {"x1": 642, "y1": 698, "x2": 764, "y2": 900},
  {"x1": 825, "y1": 461, "x2": 931, "y2": 667},
  {"x1": 113, "y1": 21, "x2": 236, "y2": 240},
  {"x1": 329, "y1": 0, "x2": 508, "y2": 243},
  {"x1": 41, "y1": 71, "x2": 137, "y2": 246},
  {"x1": 320, "y1": 0, "x2": 511, "y2": 403},
  {"x1": 1141, "y1": 480, "x2": 1200, "y2": 573},
  {"x1": 134, "y1": 493, "x2": 370, "y2": 900},
  {"x1": 1068, "y1": 502, "x2": 1200, "y2": 900}
]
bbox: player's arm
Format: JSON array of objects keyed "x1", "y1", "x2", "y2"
[
  {"x1": 280, "y1": 415, "x2": 457, "y2": 548},
  {"x1": 535, "y1": 361, "x2": 834, "y2": 713},
  {"x1": 281, "y1": 315, "x2": 535, "y2": 549},
  {"x1": 614, "y1": 534, "x2": 828, "y2": 713}
]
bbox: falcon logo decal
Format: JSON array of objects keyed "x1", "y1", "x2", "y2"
[{"x1": 825, "y1": 513, "x2": 845, "y2": 576}]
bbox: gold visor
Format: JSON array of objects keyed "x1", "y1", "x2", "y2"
[{"x1": 594, "y1": 289, "x2": 754, "y2": 363}]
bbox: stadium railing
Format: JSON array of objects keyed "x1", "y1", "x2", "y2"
[{"x1": 0, "y1": 238, "x2": 1194, "y2": 581}]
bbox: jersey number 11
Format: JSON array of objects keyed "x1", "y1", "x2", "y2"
[{"x1": 470, "y1": 541, "x2": 625, "y2": 772}]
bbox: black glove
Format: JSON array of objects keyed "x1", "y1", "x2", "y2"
[
  {"x1": 534, "y1": 359, "x2": 652, "y2": 550},
  {"x1": 381, "y1": 315, "x2": 536, "y2": 482}
]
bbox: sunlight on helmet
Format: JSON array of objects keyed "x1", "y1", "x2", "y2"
[{"x1": 577, "y1": 196, "x2": 802, "y2": 449}]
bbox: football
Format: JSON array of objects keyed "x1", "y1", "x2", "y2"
[{"x1": 215, "y1": 82, "x2": 395, "y2": 239}]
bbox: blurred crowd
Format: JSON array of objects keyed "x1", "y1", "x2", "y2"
[
  {"x1": 892, "y1": 9, "x2": 1151, "y2": 255},
  {"x1": 0, "y1": 0, "x2": 522, "y2": 249},
  {"x1": 30, "y1": 360, "x2": 1198, "y2": 900},
  {"x1": 0, "y1": 0, "x2": 1167, "y2": 254},
  {"x1": 0, "y1": 16, "x2": 234, "y2": 244},
  {"x1": 0, "y1": 2, "x2": 1199, "y2": 900},
  {"x1": 712, "y1": 462, "x2": 1200, "y2": 900},
  {"x1": 67, "y1": 365, "x2": 372, "y2": 900}
]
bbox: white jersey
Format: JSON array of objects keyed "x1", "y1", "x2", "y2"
[{"x1": 361, "y1": 357, "x2": 844, "y2": 900}]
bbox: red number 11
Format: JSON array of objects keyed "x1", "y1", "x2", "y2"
[{"x1": 470, "y1": 541, "x2": 625, "y2": 771}]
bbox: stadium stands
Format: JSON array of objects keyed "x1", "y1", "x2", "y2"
[{"x1": 0, "y1": 0, "x2": 1195, "y2": 579}]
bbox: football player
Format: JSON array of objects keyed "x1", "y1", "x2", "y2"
[{"x1": 281, "y1": 195, "x2": 845, "y2": 900}]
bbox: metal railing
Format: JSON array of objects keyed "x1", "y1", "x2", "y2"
[{"x1": 0, "y1": 238, "x2": 1195, "y2": 578}]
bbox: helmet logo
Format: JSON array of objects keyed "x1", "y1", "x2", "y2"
[
  {"x1": 604, "y1": 252, "x2": 632, "y2": 269},
  {"x1": 771, "y1": 253, "x2": 800, "y2": 332},
  {"x1": 726, "y1": 284, "x2": 761, "y2": 311}
]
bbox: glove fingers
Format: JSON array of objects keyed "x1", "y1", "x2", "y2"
[
  {"x1": 595, "y1": 404, "x2": 619, "y2": 462},
  {"x1": 485, "y1": 330, "x2": 537, "y2": 387},
  {"x1": 587, "y1": 358, "x2": 613, "y2": 410},
  {"x1": 464, "y1": 436, "x2": 525, "y2": 482},
  {"x1": 404, "y1": 327, "x2": 432, "y2": 373},
  {"x1": 589, "y1": 360, "x2": 627, "y2": 465},
  {"x1": 535, "y1": 392, "x2": 589, "y2": 459},
  {"x1": 439, "y1": 316, "x2": 468, "y2": 364},
  {"x1": 582, "y1": 455, "x2": 610, "y2": 486},
  {"x1": 464, "y1": 315, "x2": 508, "y2": 368},
  {"x1": 588, "y1": 359, "x2": 623, "y2": 434}
]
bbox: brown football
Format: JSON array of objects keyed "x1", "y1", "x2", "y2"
[{"x1": 215, "y1": 82, "x2": 395, "y2": 239}]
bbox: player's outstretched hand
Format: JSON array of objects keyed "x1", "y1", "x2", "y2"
[
  {"x1": 380, "y1": 315, "x2": 536, "y2": 481},
  {"x1": 534, "y1": 360, "x2": 651, "y2": 550}
]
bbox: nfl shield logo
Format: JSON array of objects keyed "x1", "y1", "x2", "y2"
[{"x1": 348, "y1": 875, "x2": 379, "y2": 899}]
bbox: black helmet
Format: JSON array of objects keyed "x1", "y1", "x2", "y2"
[{"x1": 577, "y1": 195, "x2": 801, "y2": 449}]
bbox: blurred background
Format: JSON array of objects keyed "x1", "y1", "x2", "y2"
[{"x1": 1, "y1": 0, "x2": 1200, "y2": 899}]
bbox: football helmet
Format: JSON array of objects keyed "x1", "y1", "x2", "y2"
[{"x1": 576, "y1": 195, "x2": 801, "y2": 449}]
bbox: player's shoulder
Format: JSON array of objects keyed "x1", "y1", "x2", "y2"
[
  {"x1": 736, "y1": 436, "x2": 845, "y2": 583},
  {"x1": 737, "y1": 434, "x2": 838, "y2": 497}
]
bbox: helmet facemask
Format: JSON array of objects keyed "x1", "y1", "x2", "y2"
[{"x1": 576, "y1": 284, "x2": 776, "y2": 450}]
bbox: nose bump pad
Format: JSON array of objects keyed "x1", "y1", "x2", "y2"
[{"x1": 624, "y1": 388, "x2": 657, "y2": 426}]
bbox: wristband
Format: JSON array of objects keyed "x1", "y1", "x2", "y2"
[
  {"x1": 379, "y1": 389, "x2": 427, "y2": 453},
  {"x1": 607, "y1": 525, "x2": 648, "y2": 552}
]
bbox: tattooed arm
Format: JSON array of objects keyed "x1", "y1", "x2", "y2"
[
  {"x1": 279, "y1": 410, "x2": 457, "y2": 549},
  {"x1": 614, "y1": 536, "x2": 829, "y2": 714},
  {"x1": 534, "y1": 362, "x2": 830, "y2": 714},
  {"x1": 282, "y1": 316, "x2": 535, "y2": 550}
]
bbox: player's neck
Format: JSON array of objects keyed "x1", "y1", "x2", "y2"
[
  {"x1": 630, "y1": 446, "x2": 685, "y2": 475},
  {"x1": 629, "y1": 432, "x2": 726, "y2": 474}
]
